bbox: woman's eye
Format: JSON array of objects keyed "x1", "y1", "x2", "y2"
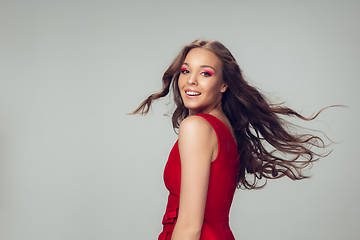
[
  {"x1": 200, "y1": 71, "x2": 213, "y2": 77},
  {"x1": 181, "y1": 68, "x2": 190, "y2": 74}
]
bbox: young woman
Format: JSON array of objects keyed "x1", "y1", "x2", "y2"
[{"x1": 132, "y1": 39, "x2": 331, "y2": 240}]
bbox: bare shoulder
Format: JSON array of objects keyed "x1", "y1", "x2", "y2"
[
  {"x1": 178, "y1": 115, "x2": 217, "y2": 163},
  {"x1": 178, "y1": 115, "x2": 213, "y2": 136}
]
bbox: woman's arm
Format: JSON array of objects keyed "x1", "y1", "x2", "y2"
[{"x1": 171, "y1": 116, "x2": 218, "y2": 240}]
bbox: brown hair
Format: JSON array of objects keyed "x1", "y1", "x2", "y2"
[{"x1": 132, "y1": 39, "x2": 335, "y2": 189}]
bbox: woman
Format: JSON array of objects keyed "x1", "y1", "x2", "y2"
[{"x1": 132, "y1": 39, "x2": 331, "y2": 240}]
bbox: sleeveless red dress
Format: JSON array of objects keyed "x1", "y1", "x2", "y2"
[{"x1": 158, "y1": 114, "x2": 239, "y2": 240}]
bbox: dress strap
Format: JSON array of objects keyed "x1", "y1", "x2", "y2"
[{"x1": 195, "y1": 114, "x2": 232, "y2": 139}]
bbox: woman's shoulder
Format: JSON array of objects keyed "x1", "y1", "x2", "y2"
[
  {"x1": 178, "y1": 115, "x2": 214, "y2": 137},
  {"x1": 178, "y1": 115, "x2": 218, "y2": 162}
]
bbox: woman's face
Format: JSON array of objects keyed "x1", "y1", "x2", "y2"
[{"x1": 178, "y1": 48, "x2": 227, "y2": 116}]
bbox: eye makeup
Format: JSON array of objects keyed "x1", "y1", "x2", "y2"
[
  {"x1": 181, "y1": 67, "x2": 188, "y2": 72},
  {"x1": 202, "y1": 70, "x2": 214, "y2": 76}
]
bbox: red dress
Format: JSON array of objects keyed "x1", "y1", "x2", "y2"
[{"x1": 158, "y1": 114, "x2": 239, "y2": 240}]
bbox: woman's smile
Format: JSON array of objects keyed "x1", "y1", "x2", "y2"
[{"x1": 185, "y1": 88, "x2": 201, "y2": 98}]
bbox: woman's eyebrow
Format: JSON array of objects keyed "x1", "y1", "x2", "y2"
[
  {"x1": 182, "y1": 63, "x2": 216, "y2": 72},
  {"x1": 200, "y1": 65, "x2": 216, "y2": 72}
]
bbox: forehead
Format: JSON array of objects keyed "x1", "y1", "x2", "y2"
[{"x1": 184, "y1": 48, "x2": 221, "y2": 69}]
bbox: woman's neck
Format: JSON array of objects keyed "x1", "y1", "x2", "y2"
[{"x1": 188, "y1": 101, "x2": 223, "y2": 116}]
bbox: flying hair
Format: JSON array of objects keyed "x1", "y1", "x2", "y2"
[{"x1": 131, "y1": 39, "x2": 341, "y2": 189}]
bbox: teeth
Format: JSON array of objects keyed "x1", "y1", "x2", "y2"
[{"x1": 186, "y1": 91, "x2": 201, "y2": 96}]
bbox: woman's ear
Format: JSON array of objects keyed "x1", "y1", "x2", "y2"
[{"x1": 221, "y1": 83, "x2": 228, "y2": 93}]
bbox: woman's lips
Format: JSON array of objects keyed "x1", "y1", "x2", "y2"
[{"x1": 185, "y1": 89, "x2": 201, "y2": 99}]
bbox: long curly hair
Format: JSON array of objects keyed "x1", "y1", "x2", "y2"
[{"x1": 132, "y1": 39, "x2": 335, "y2": 189}]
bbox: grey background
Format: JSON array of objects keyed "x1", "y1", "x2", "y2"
[{"x1": 1, "y1": 0, "x2": 359, "y2": 239}]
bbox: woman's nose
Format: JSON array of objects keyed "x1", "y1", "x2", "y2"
[{"x1": 187, "y1": 74, "x2": 197, "y2": 85}]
